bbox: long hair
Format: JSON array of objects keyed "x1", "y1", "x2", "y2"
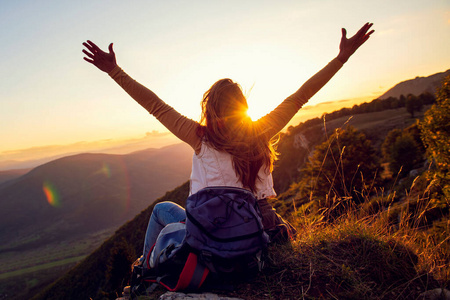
[{"x1": 198, "y1": 78, "x2": 277, "y2": 193}]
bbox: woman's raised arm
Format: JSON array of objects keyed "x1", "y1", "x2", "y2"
[
  {"x1": 82, "y1": 41, "x2": 202, "y2": 151},
  {"x1": 255, "y1": 23, "x2": 374, "y2": 138}
]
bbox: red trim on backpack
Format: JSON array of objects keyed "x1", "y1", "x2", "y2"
[
  {"x1": 174, "y1": 253, "x2": 198, "y2": 290},
  {"x1": 146, "y1": 243, "x2": 156, "y2": 269},
  {"x1": 175, "y1": 253, "x2": 209, "y2": 291},
  {"x1": 158, "y1": 281, "x2": 176, "y2": 291},
  {"x1": 199, "y1": 264, "x2": 209, "y2": 285}
]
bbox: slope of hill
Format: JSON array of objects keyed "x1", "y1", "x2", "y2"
[
  {"x1": 0, "y1": 143, "x2": 193, "y2": 251},
  {"x1": 0, "y1": 168, "x2": 30, "y2": 185},
  {"x1": 0, "y1": 143, "x2": 194, "y2": 300},
  {"x1": 273, "y1": 105, "x2": 429, "y2": 193},
  {"x1": 379, "y1": 69, "x2": 450, "y2": 99},
  {"x1": 32, "y1": 181, "x2": 190, "y2": 300}
]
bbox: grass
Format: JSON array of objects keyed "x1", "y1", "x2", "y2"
[
  {"x1": 123, "y1": 135, "x2": 448, "y2": 300},
  {"x1": 223, "y1": 200, "x2": 447, "y2": 299},
  {"x1": 127, "y1": 195, "x2": 448, "y2": 300},
  {"x1": 131, "y1": 210, "x2": 448, "y2": 300},
  {"x1": 0, "y1": 228, "x2": 114, "y2": 300},
  {"x1": 232, "y1": 116, "x2": 448, "y2": 299},
  {"x1": 0, "y1": 228, "x2": 113, "y2": 274},
  {"x1": 0, "y1": 262, "x2": 82, "y2": 300},
  {"x1": 0, "y1": 255, "x2": 86, "y2": 280}
]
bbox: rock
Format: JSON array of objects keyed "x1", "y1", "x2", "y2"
[
  {"x1": 159, "y1": 292, "x2": 244, "y2": 300},
  {"x1": 420, "y1": 288, "x2": 450, "y2": 300},
  {"x1": 409, "y1": 168, "x2": 420, "y2": 177}
]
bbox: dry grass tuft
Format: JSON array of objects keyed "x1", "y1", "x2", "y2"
[{"x1": 232, "y1": 210, "x2": 445, "y2": 300}]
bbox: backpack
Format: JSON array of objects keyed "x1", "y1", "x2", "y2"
[
  {"x1": 129, "y1": 186, "x2": 268, "y2": 297},
  {"x1": 129, "y1": 222, "x2": 209, "y2": 298},
  {"x1": 185, "y1": 186, "x2": 269, "y2": 278}
]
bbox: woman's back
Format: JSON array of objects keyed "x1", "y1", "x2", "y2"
[{"x1": 190, "y1": 141, "x2": 276, "y2": 200}]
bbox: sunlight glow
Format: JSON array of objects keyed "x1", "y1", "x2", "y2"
[
  {"x1": 247, "y1": 106, "x2": 264, "y2": 121},
  {"x1": 1, "y1": 1, "x2": 449, "y2": 168}
]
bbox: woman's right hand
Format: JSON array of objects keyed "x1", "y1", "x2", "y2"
[{"x1": 82, "y1": 40, "x2": 117, "y2": 73}]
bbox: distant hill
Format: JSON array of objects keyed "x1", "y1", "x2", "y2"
[
  {"x1": 379, "y1": 69, "x2": 450, "y2": 99},
  {"x1": 0, "y1": 143, "x2": 193, "y2": 251},
  {"x1": 0, "y1": 168, "x2": 30, "y2": 185}
]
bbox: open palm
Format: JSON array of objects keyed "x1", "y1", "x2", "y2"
[
  {"x1": 82, "y1": 40, "x2": 117, "y2": 73},
  {"x1": 337, "y1": 23, "x2": 374, "y2": 63}
]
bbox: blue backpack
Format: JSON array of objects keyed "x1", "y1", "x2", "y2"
[
  {"x1": 129, "y1": 187, "x2": 268, "y2": 297},
  {"x1": 185, "y1": 186, "x2": 269, "y2": 276}
]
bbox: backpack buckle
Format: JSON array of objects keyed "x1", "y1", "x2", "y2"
[{"x1": 200, "y1": 250, "x2": 213, "y2": 262}]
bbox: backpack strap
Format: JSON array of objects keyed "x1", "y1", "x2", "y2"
[{"x1": 157, "y1": 252, "x2": 209, "y2": 292}]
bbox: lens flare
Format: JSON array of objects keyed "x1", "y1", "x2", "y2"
[
  {"x1": 117, "y1": 159, "x2": 131, "y2": 214},
  {"x1": 100, "y1": 163, "x2": 111, "y2": 178},
  {"x1": 42, "y1": 180, "x2": 61, "y2": 207}
]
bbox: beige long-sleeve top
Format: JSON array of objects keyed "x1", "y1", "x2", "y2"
[{"x1": 108, "y1": 58, "x2": 343, "y2": 153}]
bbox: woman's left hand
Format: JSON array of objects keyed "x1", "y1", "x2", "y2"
[
  {"x1": 337, "y1": 22, "x2": 374, "y2": 63},
  {"x1": 82, "y1": 40, "x2": 117, "y2": 73}
]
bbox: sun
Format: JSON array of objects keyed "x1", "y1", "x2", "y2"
[{"x1": 246, "y1": 105, "x2": 266, "y2": 121}]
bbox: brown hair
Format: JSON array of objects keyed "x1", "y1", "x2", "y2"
[{"x1": 198, "y1": 78, "x2": 277, "y2": 193}]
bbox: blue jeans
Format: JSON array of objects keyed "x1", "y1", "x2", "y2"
[{"x1": 140, "y1": 201, "x2": 186, "y2": 265}]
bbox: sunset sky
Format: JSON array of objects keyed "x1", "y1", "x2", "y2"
[{"x1": 1, "y1": 0, "x2": 449, "y2": 169}]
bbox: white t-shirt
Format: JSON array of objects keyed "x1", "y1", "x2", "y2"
[{"x1": 190, "y1": 142, "x2": 276, "y2": 200}]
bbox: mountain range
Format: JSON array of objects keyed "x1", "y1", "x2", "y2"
[{"x1": 0, "y1": 143, "x2": 193, "y2": 251}]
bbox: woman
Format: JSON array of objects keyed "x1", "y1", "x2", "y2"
[{"x1": 82, "y1": 22, "x2": 374, "y2": 266}]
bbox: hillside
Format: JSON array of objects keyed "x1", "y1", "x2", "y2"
[
  {"x1": 0, "y1": 143, "x2": 193, "y2": 249},
  {"x1": 0, "y1": 143, "x2": 193, "y2": 300},
  {"x1": 379, "y1": 69, "x2": 450, "y2": 99},
  {"x1": 0, "y1": 168, "x2": 30, "y2": 185},
  {"x1": 273, "y1": 105, "x2": 429, "y2": 193},
  {"x1": 32, "y1": 181, "x2": 191, "y2": 300},
  {"x1": 271, "y1": 68, "x2": 447, "y2": 194},
  {"x1": 30, "y1": 101, "x2": 450, "y2": 300},
  {"x1": 11, "y1": 71, "x2": 450, "y2": 299}
]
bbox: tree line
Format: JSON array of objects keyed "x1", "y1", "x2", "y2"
[{"x1": 323, "y1": 92, "x2": 436, "y2": 121}]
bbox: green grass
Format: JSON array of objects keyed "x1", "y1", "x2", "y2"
[
  {"x1": 0, "y1": 261, "x2": 83, "y2": 300},
  {"x1": 325, "y1": 106, "x2": 429, "y2": 131},
  {"x1": 0, "y1": 228, "x2": 114, "y2": 300},
  {"x1": 0, "y1": 228, "x2": 113, "y2": 274},
  {"x1": 0, "y1": 255, "x2": 86, "y2": 280}
]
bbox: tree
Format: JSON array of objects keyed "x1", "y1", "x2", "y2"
[
  {"x1": 399, "y1": 94, "x2": 407, "y2": 107},
  {"x1": 406, "y1": 94, "x2": 423, "y2": 118},
  {"x1": 419, "y1": 92, "x2": 436, "y2": 106},
  {"x1": 420, "y1": 75, "x2": 450, "y2": 199},
  {"x1": 300, "y1": 126, "x2": 380, "y2": 206},
  {"x1": 382, "y1": 126, "x2": 424, "y2": 177},
  {"x1": 390, "y1": 133, "x2": 421, "y2": 176},
  {"x1": 382, "y1": 128, "x2": 402, "y2": 163}
]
